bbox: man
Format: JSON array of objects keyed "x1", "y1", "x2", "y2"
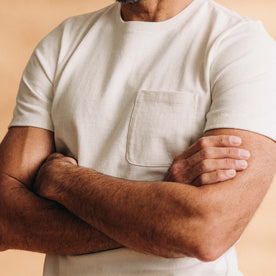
[{"x1": 0, "y1": 0, "x2": 276, "y2": 275}]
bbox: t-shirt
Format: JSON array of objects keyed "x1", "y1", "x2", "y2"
[{"x1": 10, "y1": 0, "x2": 276, "y2": 275}]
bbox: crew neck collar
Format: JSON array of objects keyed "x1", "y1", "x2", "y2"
[{"x1": 115, "y1": 0, "x2": 204, "y2": 32}]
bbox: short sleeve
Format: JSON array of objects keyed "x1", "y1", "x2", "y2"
[
  {"x1": 9, "y1": 24, "x2": 63, "y2": 132},
  {"x1": 204, "y1": 21, "x2": 276, "y2": 141}
]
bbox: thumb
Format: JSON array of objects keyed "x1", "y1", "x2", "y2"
[{"x1": 62, "y1": 156, "x2": 78, "y2": 166}]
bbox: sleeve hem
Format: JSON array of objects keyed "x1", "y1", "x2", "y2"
[
  {"x1": 204, "y1": 123, "x2": 276, "y2": 142},
  {"x1": 9, "y1": 120, "x2": 54, "y2": 132}
]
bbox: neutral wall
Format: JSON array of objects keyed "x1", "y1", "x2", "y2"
[{"x1": 0, "y1": 1, "x2": 275, "y2": 275}]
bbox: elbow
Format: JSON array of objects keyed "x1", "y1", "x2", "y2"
[
  {"x1": 153, "y1": 225, "x2": 228, "y2": 261},
  {"x1": 159, "y1": 216, "x2": 230, "y2": 262},
  {"x1": 187, "y1": 211, "x2": 233, "y2": 262},
  {"x1": 187, "y1": 217, "x2": 235, "y2": 262},
  {"x1": 184, "y1": 190, "x2": 237, "y2": 262},
  {"x1": 156, "y1": 230, "x2": 227, "y2": 262},
  {"x1": 149, "y1": 186, "x2": 234, "y2": 261},
  {"x1": 185, "y1": 228, "x2": 229, "y2": 262}
]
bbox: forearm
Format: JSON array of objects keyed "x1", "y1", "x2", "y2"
[
  {"x1": 0, "y1": 172, "x2": 121, "y2": 255},
  {"x1": 36, "y1": 164, "x2": 205, "y2": 259},
  {"x1": 36, "y1": 133, "x2": 276, "y2": 261}
]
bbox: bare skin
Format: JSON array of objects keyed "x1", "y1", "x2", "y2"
[
  {"x1": 0, "y1": 127, "x2": 121, "y2": 254},
  {"x1": 33, "y1": 128, "x2": 276, "y2": 261},
  {"x1": 165, "y1": 135, "x2": 250, "y2": 186},
  {"x1": 0, "y1": 127, "x2": 248, "y2": 255},
  {"x1": 120, "y1": 0, "x2": 195, "y2": 22},
  {"x1": 1, "y1": 0, "x2": 274, "y2": 262}
]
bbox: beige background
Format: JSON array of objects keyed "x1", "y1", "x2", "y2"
[{"x1": 0, "y1": 0, "x2": 275, "y2": 275}]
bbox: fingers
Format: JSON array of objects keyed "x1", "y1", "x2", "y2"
[
  {"x1": 186, "y1": 147, "x2": 250, "y2": 167},
  {"x1": 46, "y1": 153, "x2": 78, "y2": 166},
  {"x1": 192, "y1": 169, "x2": 237, "y2": 186},
  {"x1": 176, "y1": 135, "x2": 243, "y2": 160},
  {"x1": 166, "y1": 135, "x2": 250, "y2": 185},
  {"x1": 46, "y1": 152, "x2": 64, "y2": 161},
  {"x1": 63, "y1": 156, "x2": 78, "y2": 166},
  {"x1": 187, "y1": 158, "x2": 248, "y2": 182}
]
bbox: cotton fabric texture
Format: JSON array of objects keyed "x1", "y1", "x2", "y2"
[{"x1": 10, "y1": 0, "x2": 276, "y2": 275}]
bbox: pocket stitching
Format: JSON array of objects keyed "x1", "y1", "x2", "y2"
[{"x1": 126, "y1": 90, "x2": 195, "y2": 167}]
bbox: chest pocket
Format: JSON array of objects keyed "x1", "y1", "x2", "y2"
[{"x1": 126, "y1": 90, "x2": 196, "y2": 167}]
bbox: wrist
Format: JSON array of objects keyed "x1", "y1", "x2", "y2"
[
  {"x1": 33, "y1": 156, "x2": 78, "y2": 201},
  {"x1": 49, "y1": 164, "x2": 79, "y2": 202}
]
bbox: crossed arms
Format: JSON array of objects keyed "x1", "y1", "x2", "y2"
[{"x1": 0, "y1": 126, "x2": 275, "y2": 261}]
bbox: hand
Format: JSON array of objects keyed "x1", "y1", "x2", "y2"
[
  {"x1": 33, "y1": 153, "x2": 77, "y2": 199},
  {"x1": 165, "y1": 135, "x2": 250, "y2": 186}
]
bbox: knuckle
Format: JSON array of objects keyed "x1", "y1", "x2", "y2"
[
  {"x1": 167, "y1": 160, "x2": 189, "y2": 183},
  {"x1": 216, "y1": 170, "x2": 226, "y2": 181},
  {"x1": 220, "y1": 135, "x2": 229, "y2": 146},
  {"x1": 217, "y1": 135, "x2": 229, "y2": 146},
  {"x1": 170, "y1": 163, "x2": 179, "y2": 176},
  {"x1": 224, "y1": 135, "x2": 231, "y2": 144},
  {"x1": 168, "y1": 162, "x2": 182, "y2": 180},
  {"x1": 184, "y1": 158, "x2": 191, "y2": 168},
  {"x1": 225, "y1": 148, "x2": 234, "y2": 156},
  {"x1": 199, "y1": 174, "x2": 208, "y2": 185},
  {"x1": 199, "y1": 148, "x2": 209, "y2": 159},
  {"x1": 200, "y1": 160, "x2": 209, "y2": 172},
  {"x1": 199, "y1": 137, "x2": 208, "y2": 148},
  {"x1": 225, "y1": 158, "x2": 235, "y2": 167},
  {"x1": 204, "y1": 148, "x2": 212, "y2": 159}
]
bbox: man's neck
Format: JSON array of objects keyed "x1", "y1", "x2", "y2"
[{"x1": 120, "y1": 0, "x2": 194, "y2": 22}]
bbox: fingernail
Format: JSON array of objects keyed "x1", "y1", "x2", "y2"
[
  {"x1": 239, "y1": 149, "x2": 250, "y2": 159},
  {"x1": 227, "y1": 169, "x2": 236, "y2": 177},
  {"x1": 236, "y1": 160, "x2": 248, "y2": 169},
  {"x1": 230, "y1": 136, "x2": 242, "y2": 145}
]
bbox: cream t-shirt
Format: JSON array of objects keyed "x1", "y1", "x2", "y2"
[{"x1": 10, "y1": 0, "x2": 276, "y2": 275}]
